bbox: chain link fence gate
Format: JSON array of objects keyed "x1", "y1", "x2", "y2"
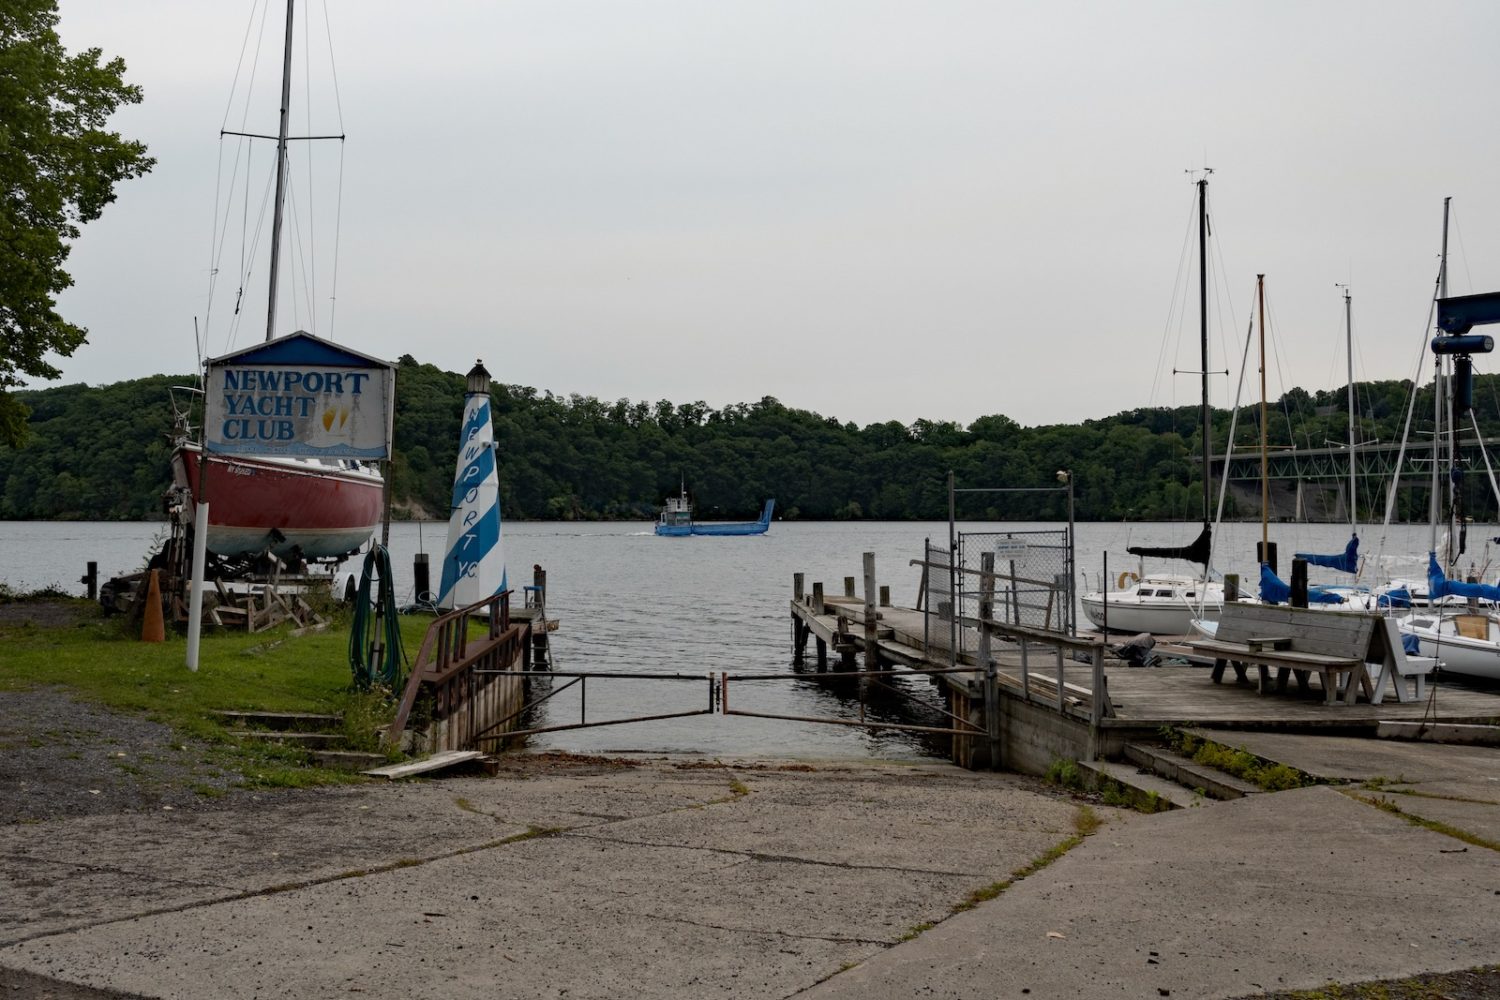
[
  {"x1": 955, "y1": 529, "x2": 1074, "y2": 659},
  {"x1": 927, "y1": 475, "x2": 1077, "y2": 666}
]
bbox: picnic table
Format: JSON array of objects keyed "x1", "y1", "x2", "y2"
[{"x1": 1188, "y1": 603, "x2": 1381, "y2": 706}]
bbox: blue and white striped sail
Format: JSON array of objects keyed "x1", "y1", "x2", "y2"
[{"x1": 437, "y1": 388, "x2": 506, "y2": 610}]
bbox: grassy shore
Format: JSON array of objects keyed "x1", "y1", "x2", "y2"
[{"x1": 0, "y1": 591, "x2": 432, "y2": 789}]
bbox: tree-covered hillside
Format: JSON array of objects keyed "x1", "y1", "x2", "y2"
[{"x1": 3, "y1": 355, "x2": 1497, "y2": 522}]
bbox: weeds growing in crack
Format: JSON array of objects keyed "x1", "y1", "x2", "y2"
[
  {"x1": 1343, "y1": 790, "x2": 1500, "y2": 852},
  {"x1": 1359, "y1": 783, "x2": 1499, "y2": 808},
  {"x1": 933, "y1": 804, "x2": 1102, "y2": 922}
]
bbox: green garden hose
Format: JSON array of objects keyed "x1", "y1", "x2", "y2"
[{"x1": 348, "y1": 544, "x2": 407, "y2": 690}]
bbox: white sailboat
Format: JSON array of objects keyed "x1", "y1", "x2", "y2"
[
  {"x1": 170, "y1": 0, "x2": 382, "y2": 568},
  {"x1": 1398, "y1": 198, "x2": 1500, "y2": 680},
  {"x1": 1082, "y1": 174, "x2": 1224, "y2": 634}
]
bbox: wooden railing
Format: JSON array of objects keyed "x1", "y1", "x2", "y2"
[{"x1": 386, "y1": 592, "x2": 528, "y2": 751}]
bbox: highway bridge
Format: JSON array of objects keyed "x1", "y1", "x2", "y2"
[{"x1": 1213, "y1": 437, "x2": 1500, "y2": 521}]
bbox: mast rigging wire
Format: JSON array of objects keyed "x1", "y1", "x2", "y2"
[
  {"x1": 1148, "y1": 188, "x2": 1202, "y2": 408},
  {"x1": 203, "y1": 0, "x2": 349, "y2": 352},
  {"x1": 302, "y1": 0, "x2": 317, "y2": 338},
  {"x1": 1376, "y1": 294, "x2": 1440, "y2": 552}
]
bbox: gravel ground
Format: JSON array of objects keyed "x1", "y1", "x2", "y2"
[
  {"x1": 0, "y1": 688, "x2": 241, "y2": 825},
  {"x1": 0, "y1": 684, "x2": 259, "y2": 998}
]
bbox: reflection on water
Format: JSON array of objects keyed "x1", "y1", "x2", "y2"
[{"x1": 1, "y1": 519, "x2": 1469, "y2": 759}]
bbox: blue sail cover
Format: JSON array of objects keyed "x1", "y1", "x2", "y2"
[
  {"x1": 1426, "y1": 552, "x2": 1500, "y2": 603},
  {"x1": 1257, "y1": 564, "x2": 1345, "y2": 605},
  {"x1": 437, "y1": 390, "x2": 507, "y2": 610},
  {"x1": 1293, "y1": 534, "x2": 1359, "y2": 574},
  {"x1": 1377, "y1": 588, "x2": 1412, "y2": 610}
]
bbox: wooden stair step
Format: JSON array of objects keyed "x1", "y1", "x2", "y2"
[
  {"x1": 212, "y1": 710, "x2": 343, "y2": 732},
  {"x1": 230, "y1": 730, "x2": 348, "y2": 749},
  {"x1": 310, "y1": 750, "x2": 391, "y2": 771},
  {"x1": 1077, "y1": 759, "x2": 1203, "y2": 811},
  {"x1": 1123, "y1": 743, "x2": 1263, "y2": 800}
]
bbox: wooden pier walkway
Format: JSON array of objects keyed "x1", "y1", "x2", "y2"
[{"x1": 789, "y1": 563, "x2": 1500, "y2": 773}]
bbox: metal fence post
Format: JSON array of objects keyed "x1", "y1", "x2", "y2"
[
  {"x1": 1089, "y1": 640, "x2": 1105, "y2": 761},
  {"x1": 979, "y1": 552, "x2": 999, "y2": 770}
]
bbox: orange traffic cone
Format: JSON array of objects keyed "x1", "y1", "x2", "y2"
[{"x1": 141, "y1": 569, "x2": 165, "y2": 643}]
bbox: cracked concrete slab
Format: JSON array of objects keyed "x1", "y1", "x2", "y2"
[
  {"x1": 1, "y1": 757, "x2": 1101, "y2": 998},
  {"x1": 798, "y1": 786, "x2": 1500, "y2": 999},
  {"x1": 0, "y1": 764, "x2": 746, "y2": 951},
  {"x1": 11, "y1": 750, "x2": 1494, "y2": 1000}
]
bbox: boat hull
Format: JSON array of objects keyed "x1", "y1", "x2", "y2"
[
  {"x1": 1081, "y1": 575, "x2": 1224, "y2": 635},
  {"x1": 1400, "y1": 612, "x2": 1500, "y2": 681},
  {"x1": 172, "y1": 445, "x2": 382, "y2": 559},
  {"x1": 653, "y1": 520, "x2": 770, "y2": 537},
  {"x1": 655, "y1": 499, "x2": 774, "y2": 537},
  {"x1": 1080, "y1": 597, "x2": 1219, "y2": 636}
]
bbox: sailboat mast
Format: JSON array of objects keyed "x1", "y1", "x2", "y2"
[
  {"x1": 1257, "y1": 275, "x2": 1268, "y2": 556},
  {"x1": 1198, "y1": 176, "x2": 1212, "y2": 527},
  {"x1": 1344, "y1": 287, "x2": 1356, "y2": 529},
  {"x1": 265, "y1": 0, "x2": 296, "y2": 342},
  {"x1": 1441, "y1": 198, "x2": 1464, "y2": 569},
  {"x1": 1432, "y1": 198, "x2": 1451, "y2": 559}
]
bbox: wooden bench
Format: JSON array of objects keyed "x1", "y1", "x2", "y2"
[
  {"x1": 1188, "y1": 603, "x2": 1378, "y2": 706},
  {"x1": 1368, "y1": 617, "x2": 1439, "y2": 704}
]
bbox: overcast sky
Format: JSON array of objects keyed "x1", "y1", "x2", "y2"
[{"x1": 42, "y1": 0, "x2": 1500, "y2": 430}]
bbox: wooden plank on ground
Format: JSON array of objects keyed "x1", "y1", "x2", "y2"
[{"x1": 362, "y1": 750, "x2": 484, "y2": 780}]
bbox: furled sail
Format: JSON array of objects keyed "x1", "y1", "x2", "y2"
[
  {"x1": 1127, "y1": 524, "x2": 1211, "y2": 568},
  {"x1": 437, "y1": 363, "x2": 507, "y2": 610},
  {"x1": 1257, "y1": 564, "x2": 1344, "y2": 606},
  {"x1": 1426, "y1": 552, "x2": 1500, "y2": 604},
  {"x1": 1293, "y1": 534, "x2": 1359, "y2": 574}
]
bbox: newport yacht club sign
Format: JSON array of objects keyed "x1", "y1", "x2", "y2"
[{"x1": 202, "y1": 331, "x2": 395, "y2": 460}]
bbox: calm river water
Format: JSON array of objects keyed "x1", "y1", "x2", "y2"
[{"x1": 0, "y1": 519, "x2": 1480, "y2": 759}]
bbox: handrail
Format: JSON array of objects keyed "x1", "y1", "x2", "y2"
[
  {"x1": 976, "y1": 615, "x2": 1105, "y2": 653},
  {"x1": 386, "y1": 591, "x2": 518, "y2": 747}
]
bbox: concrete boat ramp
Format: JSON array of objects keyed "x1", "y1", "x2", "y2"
[
  {"x1": 2, "y1": 738, "x2": 1499, "y2": 1000},
  {"x1": 5, "y1": 563, "x2": 1499, "y2": 997}
]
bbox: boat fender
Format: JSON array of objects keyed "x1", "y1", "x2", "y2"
[{"x1": 1116, "y1": 571, "x2": 1139, "y2": 590}]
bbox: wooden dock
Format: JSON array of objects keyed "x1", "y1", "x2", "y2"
[{"x1": 788, "y1": 560, "x2": 1500, "y2": 774}]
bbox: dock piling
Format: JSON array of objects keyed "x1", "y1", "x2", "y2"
[
  {"x1": 862, "y1": 553, "x2": 878, "y2": 670},
  {"x1": 81, "y1": 561, "x2": 98, "y2": 602},
  {"x1": 844, "y1": 576, "x2": 856, "y2": 598},
  {"x1": 812, "y1": 581, "x2": 824, "y2": 615}
]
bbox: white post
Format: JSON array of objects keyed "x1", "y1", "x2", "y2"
[{"x1": 185, "y1": 501, "x2": 209, "y2": 672}]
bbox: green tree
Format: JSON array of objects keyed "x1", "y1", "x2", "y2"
[{"x1": 0, "y1": 0, "x2": 154, "y2": 446}]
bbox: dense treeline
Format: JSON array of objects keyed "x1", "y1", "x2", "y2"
[{"x1": 4, "y1": 355, "x2": 1500, "y2": 522}]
